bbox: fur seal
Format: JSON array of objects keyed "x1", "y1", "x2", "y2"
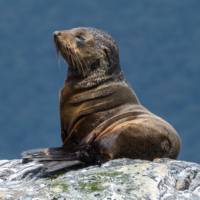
[{"x1": 22, "y1": 27, "x2": 181, "y2": 171}]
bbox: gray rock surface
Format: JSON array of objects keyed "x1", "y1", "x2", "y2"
[{"x1": 0, "y1": 158, "x2": 199, "y2": 200}]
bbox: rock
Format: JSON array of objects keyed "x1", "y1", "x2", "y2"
[{"x1": 0, "y1": 159, "x2": 199, "y2": 200}]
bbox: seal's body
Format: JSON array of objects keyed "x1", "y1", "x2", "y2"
[
  {"x1": 22, "y1": 27, "x2": 181, "y2": 170},
  {"x1": 60, "y1": 81, "x2": 180, "y2": 161}
]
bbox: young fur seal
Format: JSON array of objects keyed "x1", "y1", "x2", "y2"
[{"x1": 22, "y1": 27, "x2": 181, "y2": 173}]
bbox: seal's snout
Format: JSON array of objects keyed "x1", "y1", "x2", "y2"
[
  {"x1": 53, "y1": 31, "x2": 61, "y2": 37},
  {"x1": 53, "y1": 31, "x2": 62, "y2": 42},
  {"x1": 53, "y1": 31, "x2": 71, "y2": 41},
  {"x1": 53, "y1": 31, "x2": 62, "y2": 54}
]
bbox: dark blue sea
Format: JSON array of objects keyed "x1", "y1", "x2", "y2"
[{"x1": 0, "y1": 0, "x2": 199, "y2": 162}]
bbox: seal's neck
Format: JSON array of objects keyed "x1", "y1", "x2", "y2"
[{"x1": 66, "y1": 64, "x2": 124, "y2": 90}]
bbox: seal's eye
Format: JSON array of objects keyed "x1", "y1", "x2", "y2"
[
  {"x1": 76, "y1": 35, "x2": 85, "y2": 41},
  {"x1": 75, "y1": 35, "x2": 85, "y2": 48}
]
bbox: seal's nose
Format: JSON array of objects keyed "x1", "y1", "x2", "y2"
[{"x1": 53, "y1": 31, "x2": 61, "y2": 38}]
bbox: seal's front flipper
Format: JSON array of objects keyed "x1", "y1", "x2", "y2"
[
  {"x1": 22, "y1": 147, "x2": 79, "y2": 163},
  {"x1": 21, "y1": 147, "x2": 85, "y2": 175}
]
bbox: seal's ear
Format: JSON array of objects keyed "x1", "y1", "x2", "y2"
[{"x1": 103, "y1": 46, "x2": 112, "y2": 67}]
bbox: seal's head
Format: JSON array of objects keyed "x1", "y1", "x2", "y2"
[{"x1": 54, "y1": 27, "x2": 121, "y2": 80}]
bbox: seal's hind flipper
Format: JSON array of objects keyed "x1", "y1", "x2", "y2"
[{"x1": 40, "y1": 160, "x2": 84, "y2": 176}]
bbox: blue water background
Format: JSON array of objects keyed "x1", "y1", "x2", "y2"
[{"x1": 0, "y1": 0, "x2": 199, "y2": 162}]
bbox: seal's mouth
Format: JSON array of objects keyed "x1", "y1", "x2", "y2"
[
  {"x1": 54, "y1": 34, "x2": 74, "y2": 68},
  {"x1": 54, "y1": 32, "x2": 88, "y2": 77}
]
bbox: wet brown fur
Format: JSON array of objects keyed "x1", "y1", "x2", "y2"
[
  {"x1": 54, "y1": 27, "x2": 181, "y2": 162},
  {"x1": 22, "y1": 27, "x2": 181, "y2": 169}
]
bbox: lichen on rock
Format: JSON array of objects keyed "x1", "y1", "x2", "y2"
[{"x1": 0, "y1": 158, "x2": 199, "y2": 199}]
